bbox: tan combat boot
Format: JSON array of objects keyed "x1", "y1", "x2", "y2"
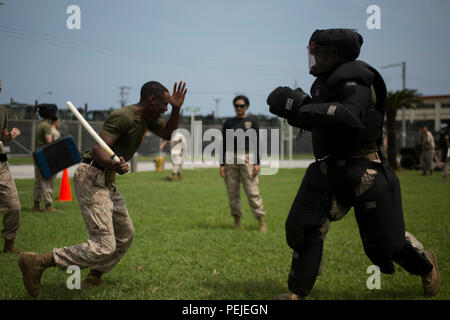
[
  {"x1": 277, "y1": 292, "x2": 306, "y2": 300},
  {"x1": 177, "y1": 173, "x2": 182, "y2": 181},
  {"x1": 422, "y1": 251, "x2": 441, "y2": 296},
  {"x1": 32, "y1": 201, "x2": 42, "y2": 212},
  {"x1": 44, "y1": 204, "x2": 62, "y2": 213},
  {"x1": 81, "y1": 269, "x2": 103, "y2": 289},
  {"x1": 18, "y1": 251, "x2": 55, "y2": 297},
  {"x1": 3, "y1": 238, "x2": 20, "y2": 254},
  {"x1": 166, "y1": 174, "x2": 175, "y2": 181},
  {"x1": 258, "y1": 216, "x2": 267, "y2": 233},
  {"x1": 233, "y1": 216, "x2": 242, "y2": 230}
]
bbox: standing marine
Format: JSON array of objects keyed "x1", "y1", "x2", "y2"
[
  {"x1": 221, "y1": 95, "x2": 267, "y2": 232},
  {"x1": 0, "y1": 80, "x2": 22, "y2": 253}
]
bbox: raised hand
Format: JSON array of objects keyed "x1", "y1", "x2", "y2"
[{"x1": 170, "y1": 81, "x2": 187, "y2": 109}]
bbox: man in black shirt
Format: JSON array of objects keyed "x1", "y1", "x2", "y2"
[{"x1": 220, "y1": 95, "x2": 267, "y2": 232}]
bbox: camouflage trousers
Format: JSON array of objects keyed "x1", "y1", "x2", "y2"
[
  {"x1": 52, "y1": 163, "x2": 134, "y2": 273},
  {"x1": 223, "y1": 158, "x2": 265, "y2": 219},
  {"x1": 33, "y1": 161, "x2": 55, "y2": 205},
  {"x1": 171, "y1": 161, "x2": 183, "y2": 175},
  {"x1": 0, "y1": 161, "x2": 21, "y2": 240},
  {"x1": 421, "y1": 149, "x2": 434, "y2": 174}
]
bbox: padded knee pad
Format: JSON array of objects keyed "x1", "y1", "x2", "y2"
[
  {"x1": 392, "y1": 241, "x2": 433, "y2": 276},
  {"x1": 285, "y1": 162, "x2": 331, "y2": 250},
  {"x1": 375, "y1": 260, "x2": 396, "y2": 274},
  {"x1": 287, "y1": 225, "x2": 324, "y2": 296},
  {"x1": 354, "y1": 165, "x2": 406, "y2": 264}
]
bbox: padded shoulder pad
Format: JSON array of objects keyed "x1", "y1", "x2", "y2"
[
  {"x1": 326, "y1": 60, "x2": 374, "y2": 88},
  {"x1": 358, "y1": 60, "x2": 387, "y2": 115}
]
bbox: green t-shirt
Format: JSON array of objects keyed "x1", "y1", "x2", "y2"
[
  {"x1": 35, "y1": 120, "x2": 52, "y2": 149},
  {"x1": 85, "y1": 105, "x2": 164, "y2": 162}
]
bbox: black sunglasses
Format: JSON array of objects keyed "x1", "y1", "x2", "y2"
[{"x1": 234, "y1": 104, "x2": 246, "y2": 108}]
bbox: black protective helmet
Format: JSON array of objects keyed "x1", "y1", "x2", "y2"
[
  {"x1": 308, "y1": 28, "x2": 363, "y2": 76},
  {"x1": 38, "y1": 104, "x2": 58, "y2": 120}
]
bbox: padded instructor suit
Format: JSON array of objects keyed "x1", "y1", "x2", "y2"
[{"x1": 281, "y1": 59, "x2": 433, "y2": 297}]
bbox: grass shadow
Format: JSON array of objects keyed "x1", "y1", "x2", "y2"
[{"x1": 194, "y1": 218, "x2": 264, "y2": 233}]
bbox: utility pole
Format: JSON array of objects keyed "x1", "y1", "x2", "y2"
[
  {"x1": 214, "y1": 98, "x2": 220, "y2": 119},
  {"x1": 35, "y1": 91, "x2": 53, "y2": 107},
  {"x1": 119, "y1": 86, "x2": 131, "y2": 108},
  {"x1": 381, "y1": 62, "x2": 406, "y2": 147},
  {"x1": 185, "y1": 106, "x2": 200, "y2": 168}
]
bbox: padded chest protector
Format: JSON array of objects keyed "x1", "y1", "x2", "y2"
[
  {"x1": 310, "y1": 77, "x2": 336, "y2": 159},
  {"x1": 327, "y1": 60, "x2": 386, "y2": 148},
  {"x1": 310, "y1": 61, "x2": 386, "y2": 158}
]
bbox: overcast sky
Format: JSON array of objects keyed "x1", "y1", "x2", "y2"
[{"x1": 1, "y1": 0, "x2": 449, "y2": 118}]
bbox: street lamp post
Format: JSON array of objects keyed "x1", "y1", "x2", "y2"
[
  {"x1": 381, "y1": 62, "x2": 406, "y2": 147},
  {"x1": 35, "y1": 91, "x2": 53, "y2": 108},
  {"x1": 214, "y1": 98, "x2": 220, "y2": 119}
]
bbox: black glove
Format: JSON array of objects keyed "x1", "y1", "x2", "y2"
[{"x1": 267, "y1": 87, "x2": 311, "y2": 119}]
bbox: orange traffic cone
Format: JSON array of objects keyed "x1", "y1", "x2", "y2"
[{"x1": 58, "y1": 168, "x2": 72, "y2": 201}]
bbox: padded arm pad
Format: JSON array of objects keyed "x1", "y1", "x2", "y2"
[{"x1": 288, "y1": 102, "x2": 364, "y2": 133}]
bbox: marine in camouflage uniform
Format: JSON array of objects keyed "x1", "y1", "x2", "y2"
[
  {"x1": 32, "y1": 104, "x2": 60, "y2": 212},
  {"x1": 0, "y1": 98, "x2": 22, "y2": 253},
  {"x1": 18, "y1": 81, "x2": 187, "y2": 297},
  {"x1": 421, "y1": 126, "x2": 435, "y2": 176},
  {"x1": 160, "y1": 130, "x2": 187, "y2": 181},
  {"x1": 220, "y1": 95, "x2": 266, "y2": 233}
]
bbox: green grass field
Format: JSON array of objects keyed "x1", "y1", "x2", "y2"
[{"x1": 1, "y1": 168, "x2": 448, "y2": 300}]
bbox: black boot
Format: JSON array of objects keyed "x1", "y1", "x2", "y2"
[{"x1": 3, "y1": 238, "x2": 20, "y2": 254}]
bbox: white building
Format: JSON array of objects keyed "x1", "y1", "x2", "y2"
[{"x1": 396, "y1": 95, "x2": 450, "y2": 131}]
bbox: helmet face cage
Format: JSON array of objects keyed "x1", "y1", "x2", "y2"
[
  {"x1": 308, "y1": 41, "x2": 339, "y2": 76},
  {"x1": 307, "y1": 43, "x2": 317, "y2": 73}
]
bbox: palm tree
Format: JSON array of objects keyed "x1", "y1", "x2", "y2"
[{"x1": 385, "y1": 89, "x2": 422, "y2": 170}]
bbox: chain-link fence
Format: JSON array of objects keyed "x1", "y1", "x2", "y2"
[
  {"x1": 6, "y1": 120, "x2": 315, "y2": 158},
  {"x1": 8, "y1": 119, "x2": 429, "y2": 159}
]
